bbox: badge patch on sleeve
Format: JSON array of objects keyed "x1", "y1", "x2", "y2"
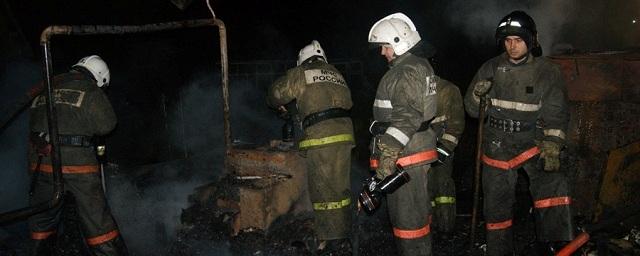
[
  {"x1": 304, "y1": 69, "x2": 347, "y2": 87},
  {"x1": 426, "y1": 75, "x2": 437, "y2": 96},
  {"x1": 31, "y1": 89, "x2": 86, "y2": 108}
]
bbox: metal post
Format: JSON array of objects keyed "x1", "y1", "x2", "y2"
[{"x1": 470, "y1": 96, "x2": 486, "y2": 251}]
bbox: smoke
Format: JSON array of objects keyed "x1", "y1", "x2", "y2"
[
  {"x1": 0, "y1": 59, "x2": 40, "y2": 243},
  {"x1": 106, "y1": 67, "x2": 283, "y2": 255},
  {"x1": 107, "y1": 164, "x2": 206, "y2": 255},
  {"x1": 444, "y1": 0, "x2": 579, "y2": 55},
  {"x1": 444, "y1": 0, "x2": 639, "y2": 54},
  {"x1": 167, "y1": 67, "x2": 282, "y2": 153}
]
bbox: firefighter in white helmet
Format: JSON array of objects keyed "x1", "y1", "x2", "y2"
[
  {"x1": 28, "y1": 55, "x2": 127, "y2": 255},
  {"x1": 368, "y1": 13, "x2": 439, "y2": 255},
  {"x1": 268, "y1": 40, "x2": 355, "y2": 254}
]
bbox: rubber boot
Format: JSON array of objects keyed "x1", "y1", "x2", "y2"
[
  {"x1": 90, "y1": 235, "x2": 129, "y2": 256},
  {"x1": 28, "y1": 237, "x2": 56, "y2": 256},
  {"x1": 535, "y1": 242, "x2": 555, "y2": 256},
  {"x1": 318, "y1": 238, "x2": 351, "y2": 256},
  {"x1": 433, "y1": 202, "x2": 456, "y2": 234}
]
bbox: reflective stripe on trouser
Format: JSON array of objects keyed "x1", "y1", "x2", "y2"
[
  {"x1": 396, "y1": 150, "x2": 437, "y2": 168},
  {"x1": 31, "y1": 230, "x2": 56, "y2": 240},
  {"x1": 387, "y1": 163, "x2": 432, "y2": 255},
  {"x1": 313, "y1": 198, "x2": 351, "y2": 210},
  {"x1": 370, "y1": 150, "x2": 436, "y2": 172},
  {"x1": 427, "y1": 155, "x2": 456, "y2": 233},
  {"x1": 482, "y1": 146, "x2": 540, "y2": 170},
  {"x1": 306, "y1": 144, "x2": 352, "y2": 240},
  {"x1": 28, "y1": 171, "x2": 127, "y2": 255},
  {"x1": 30, "y1": 163, "x2": 99, "y2": 174},
  {"x1": 483, "y1": 154, "x2": 574, "y2": 256},
  {"x1": 299, "y1": 133, "x2": 354, "y2": 149}
]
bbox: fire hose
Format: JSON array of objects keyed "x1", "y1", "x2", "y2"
[{"x1": 556, "y1": 207, "x2": 640, "y2": 256}]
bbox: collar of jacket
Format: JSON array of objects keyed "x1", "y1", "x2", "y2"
[
  {"x1": 500, "y1": 52, "x2": 535, "y2": 67},
  {"x1": 388, "y1": 52, "x2": 414, "y2": 68}
]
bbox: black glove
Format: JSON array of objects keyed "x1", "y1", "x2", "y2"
[
  {"x1": 435, "y1": 142, "x2": 453, "y2": 165},
  {"x1": 30, "y1": 132, "x2": 51, "y2": 156},
  {"x1": 369, "y1": 121, "x2": 390, "y2": 136}
]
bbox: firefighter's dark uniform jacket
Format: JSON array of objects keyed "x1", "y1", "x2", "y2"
[
  {"x1": 372, "y1": 52, "x2": 438, "y2": 255},
  {"x1": 428, "y1": 79, "x2": 464, "y2": 233},
  {"x1": 28, "y1": 71, "x2": 127, "y2": 255},
  {"x1": 268, "y1": 59, "x2": 354, "y2": 241},
  {"x1": 464, "y1": 53, "x2": 573, "y2": 256}
]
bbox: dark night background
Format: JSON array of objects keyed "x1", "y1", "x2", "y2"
[{"x1": 1, "y1": 0, "x2": 639, "y2": 255}]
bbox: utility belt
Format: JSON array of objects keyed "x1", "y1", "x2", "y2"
[
  {"x1": 369, "y1": 120, "x2": 432, "y2": 136},
  {"x1": 302, "y1": 108, "x2": 350, "y2": 129},
  {"x1": 31, "y1": 132, "x2": 95, "y2": 147},
  {"x1": 487, "y1": 116, "x2": 534, "y2": 133}
]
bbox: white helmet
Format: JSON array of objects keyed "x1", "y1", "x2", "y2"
[
  {"x1": 297, "y1": 40, "x2": 327, "y2": 66},
  {"x1": 73, "y1": 55, "x2": 110, "y2": 87},
  {"x1": 368, "y1": 13, "x2": 421, "y2": 56}
]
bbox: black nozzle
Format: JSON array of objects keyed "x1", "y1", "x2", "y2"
[{"x1": 282, "y1": 119, "x2": 294, "y2": 142}]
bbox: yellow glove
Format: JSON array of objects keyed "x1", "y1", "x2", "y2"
[
  {"x1": 540, "y1": 141, "x2": 561, "y2": 171},
  {"x1": 376, "y1": 141, "x2": 400, "y2": 180}
]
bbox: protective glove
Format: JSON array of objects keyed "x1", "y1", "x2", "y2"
[
  {"x1": 375, "y1": 141, "x2": 400, "y2": 180},
  {"x1": 435, "y1": 142, "x2": 453, "y2": 165},
  {"x1": 539, "y1": 140, "x2": 561, "y2": 171},
  {"x1": 30, "y1": 132, "x2": 51, "y2": 156},
  {"x1": 369, "y1": 121, "x2": 390, "y2": 136},
  {"x1": 473, "y1": 80, "x2": 493, "y2": 97}
]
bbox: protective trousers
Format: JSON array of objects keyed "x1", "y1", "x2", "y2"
[
  {"x1": 483, "y1": 156, "x2": 573, "y2": 256},
  {"x1": 427, "y1": 155, "x2": 456, "y2": 233},
  {"x1": 28, "y1": 169, "x2": 127, "y2": 256},
  {"x1": 387, "y1": 164, "x2": 432, "y2": 256},
  {"x1": 305, "y1": 144, "x2": 352, "y2": 241}
]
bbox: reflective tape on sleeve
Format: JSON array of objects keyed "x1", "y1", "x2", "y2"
[
  {"x1": 86, "y1": 230, "x2": 119, "y2": 246},
  {"x1": 313, "y1": 198, "x2": 351, "y2": 210},
  {"x1": 486, "y1": 219, "x2": 513, "y2": 230},
  {"x1": 491, "y1": 99, "x2": 541, "y2": 112},
  {"x1": 544, "y1": 129, "x2": 566, "y2": 140},
  {"x1": 482, "y1": 146, "x2": 540, "y2": 170},
  {"x1": 434, "y1": 196, "x2": 456, "y2": 204},
  {"x1": 396, "y1": 150, "x2": 438, "y2": 168},
  {"x1": 534, "y1": 196, "x2": 571, "y2": 209},
  {"x1": 299, "y1": 134, "x2": 355, "y2": 149},
  {"x1": 441, "y1": 133, "x2": 459, "y2": 145},
  {"x1": 374, "y1": 99, "x2": 393, "y2": 109},
  {"x1": 385, "y1": 127, "x2": 410, "y2": 145}
]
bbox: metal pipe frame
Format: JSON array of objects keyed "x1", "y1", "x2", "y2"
[{"x1": 0, "y1": 18, "x2": 229, "y2": 224}]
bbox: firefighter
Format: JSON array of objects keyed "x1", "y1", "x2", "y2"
[
  {"x1": 28, "y1": 55, "x2": 127, "y2": 255},
  {"x1": 267, "y1": 40, "x2": 355, "y2": 254},
  {"x1": 464, "y1": 11, "x2": 574, "y2": 255},
  {"x1": 368, "y1": 13, "x2": 439, "y2": 255},
  {"x1": 428, "y1": 78, "x2": 464, "y2": 235}
]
